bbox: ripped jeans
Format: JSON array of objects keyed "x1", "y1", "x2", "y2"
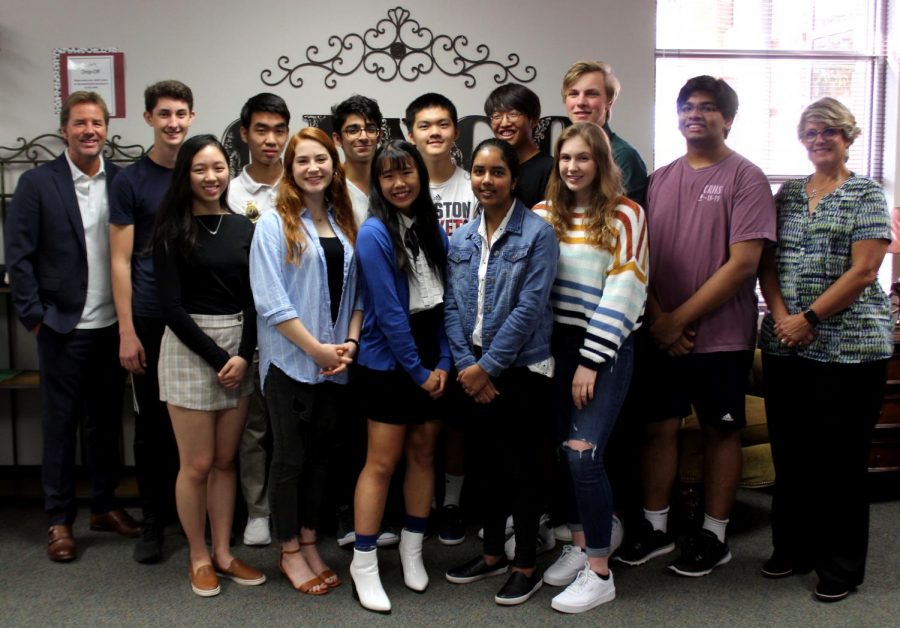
[{"x1": 554, "y1": 333, "x2": 634, "y2": 557}]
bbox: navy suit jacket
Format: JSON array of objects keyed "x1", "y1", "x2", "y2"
[{"x1": 5, "y1": 153, "x2": 121, "y2": 333}]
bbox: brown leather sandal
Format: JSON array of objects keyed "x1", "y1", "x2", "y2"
[
  {"x1": 298, "y1": 540, "x2": 342, "y2": 588},
  {"x1": 279, "y1": 547, "x2": 329, "y2": 595}
]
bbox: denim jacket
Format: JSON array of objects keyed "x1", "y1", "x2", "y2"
[{"x1": 444, "y1": 199, "x2": 558, "y2": 376}]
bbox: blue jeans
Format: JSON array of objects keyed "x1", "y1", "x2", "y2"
[{"x1": 555, "y1": 334, "x2": 634, "y2": 557}]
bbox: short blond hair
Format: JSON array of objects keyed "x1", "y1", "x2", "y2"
[
  {"x1": 561, "y1": 60, "x2": 621, "y2": 104},
  {"x1": 798, "y1": 97, "x2": 861, "y2": 144}
]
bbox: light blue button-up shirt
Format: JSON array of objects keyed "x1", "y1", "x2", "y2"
[{"x1": 250, "y1": 207, "x2": 362, "y2": 388}]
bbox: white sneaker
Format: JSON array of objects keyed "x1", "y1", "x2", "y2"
[
  {"x1": 543, "y1": 545, "x2": 588, "y2": 586},
  {"x1": 551, "y1": 565, "x2": 615, "y2": 614},
  {"x1": 243, "y1": 516, "x2": 271, "y2": 546},
  {"x1": 376, "y1": 528, "x2": 400, "y2": 548},
  {"x1": 478, "y1": 515, "x2": 514, "y2": 540},
  {"x1": 504, "y1": 514, "x2": 555, "y2": 561},
  {"x1": 610, "y1": 514, "x2": 624, "y2": 556},
  {"x1": 554, "y1": 524, "x2": 573, "y2": 543}
]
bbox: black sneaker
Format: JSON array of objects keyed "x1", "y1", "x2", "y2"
[
  {"x1": 439, "y1": 505, "x2": 465, "y2": 546},
  {"x1": 133, "y1": 522, "x2": 163, "y2": 564},
  {"x1": 336, "y1": 505, "x2": 355, "y2": 548},
  {"x1": 667, "y1": 530, "x2": 732, "y2": 577},
  {"x1": 494, "y1": 570, "x2": 543, "y2": 606},
  {"x1": 613, "y1": 519, "x2": 675, "y2": 566},
  {"x1": 446, "y1": 555, "x2": 509, "y2": 584},
  {"x1": 814, "y1": 580, "x2": 854, "y2": 603}
]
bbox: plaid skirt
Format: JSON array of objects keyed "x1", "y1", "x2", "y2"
[{"x1": 158, "y1": 313, "x2": 253, "y2": 411}]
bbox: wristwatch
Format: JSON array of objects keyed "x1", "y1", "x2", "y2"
[{"x1": 802, "y1": 308, "x2": 820, "y2": 328}]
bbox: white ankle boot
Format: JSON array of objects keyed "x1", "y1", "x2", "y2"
[
  {"x1": 350, "y1": 548, "x2": 391, "y2": 613},
  {"x1": 399, "y1": 529, "x2": 428, "y2": 592}
]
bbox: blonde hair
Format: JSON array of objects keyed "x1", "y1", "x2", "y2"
[
  {"x1": 276, "y1": 128, "x2": 356, "y2": 265},
  {"x1": 544, "y1": 122, "x2": 623, "y2": 252},
  {"x1": 798, "y1": 97, "x2": 861, "y2": 144},
  {"x1": 561, "y1": 60, "x2": 621, "y2": 105}
]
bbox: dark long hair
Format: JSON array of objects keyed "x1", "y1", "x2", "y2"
[
  {"x1": 151, "y1": 134, "x2": 233, "y2": 257},
  {"x1": 368, "y1": 140, "x2": 446, "y2": 281}
]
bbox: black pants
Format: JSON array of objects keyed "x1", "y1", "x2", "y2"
[
  {"x1": 131, "y1": 316, "x2": 179, "y2": 526},
  {"x1": 762, "y1": 353, "x2": 887, "y2": 587},
  {"x1": 38, "y1": 323, "x2": 127, "y2": 525},
  {"x1": 265, "y1": 365, "x2": 341, "y2": 540},
  {"x1": 467, "y1": 365, "x2": 552, "y2": 569}
]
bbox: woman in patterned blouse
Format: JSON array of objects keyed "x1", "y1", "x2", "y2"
[{"x1": 758, "y1": 97, "x2": 892, "y2": 603}]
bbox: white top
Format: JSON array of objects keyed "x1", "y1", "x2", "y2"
[
  {"x1": 65, "y1": 151, "x2": 116, "y2": 329},
  {"x1": 398, "y1": 213, "x2": 444, "y2": 314},
  {"x1": 347, "y1": 179, "x2": 370, "y2": 228},
  {"x1": 227, "y1": 166, "x2": 278, "y2": 221},
  {"x1": 431, "y1": 166, "x2": 478, "y2": 236}
]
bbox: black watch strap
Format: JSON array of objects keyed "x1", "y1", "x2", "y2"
[{"x1": 803, "y1": 308, "x2": 820, "y2": 328}]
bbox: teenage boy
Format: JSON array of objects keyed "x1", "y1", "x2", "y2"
[
  {"x1": 109, "y1": 80, "x2": 195, "y2": 564},
  {"x1": 562, "y1": 60, "x2": 648, "y2": 207},
  {"x1": 615, "y1": 76, "x2": 775, "y2": 576},
  {"x1": 405, "y1": 93, "x2": 478, "y2": 236},
  {"x1": 225, "y1": 92, "x2": 291, "y2": 547},
  {"x1": 405, "y1": 93, "x2": 478, "y2": 545},
  {"x1": 484, "y1": 84, "x2": 553, "y2": 208},
  {"x1": 331, "y1": 95, "x2": 383, "y2": 225},
  {"x1": 7, "y1": 91, "x2": 135, "y2": 562}
]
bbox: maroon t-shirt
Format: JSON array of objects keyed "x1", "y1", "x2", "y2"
[{"x1": 646, "y1": 152, "x2": 776, "y2": 353}]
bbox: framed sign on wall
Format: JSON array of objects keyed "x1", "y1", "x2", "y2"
[{"x1": 53, "y1": 48, "x2": 125, "y2": 118}]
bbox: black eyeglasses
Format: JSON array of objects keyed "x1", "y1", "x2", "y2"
[
  {"x1": 342, "y1": 124, "x2": 380, "y2": 138},
  {"x1": 801, "y1": 127, "x2": 841, "y2": 143}
]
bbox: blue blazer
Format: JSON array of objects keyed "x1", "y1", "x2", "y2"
[{"x1": 5, "y1": 153, "x2": 121, "y2": 333}]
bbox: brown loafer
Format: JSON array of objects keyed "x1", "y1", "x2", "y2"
[
  {"x1": 190, "y1": 564, "x2": 221, "y2": 597},
  {"x1": 47, "y1": 525, "x2": 76, "y2": 562},
  {"x1": 90, "y1": 509, "x2": 140, "y2": 538},
  {"x1": 213, "y1": 557, "x2": 267, "y2": 586}
]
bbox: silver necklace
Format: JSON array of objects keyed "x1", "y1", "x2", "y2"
[{"x1": 195, "y1": 214, "x2": 224, "y2": 236}]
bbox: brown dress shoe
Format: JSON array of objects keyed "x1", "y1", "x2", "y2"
[
  {"x1": 48, "y1": 525, "x2": 76, "y2": 562},
  {"x1": 190, "y1": 564, "x2": 221, "y2": 597},
  {"x1": 90, "y1": 509, "x2": 140, "y2": 538},
  {"x1": 213, "y1": 557, "x2": 267, "y2": 586}
]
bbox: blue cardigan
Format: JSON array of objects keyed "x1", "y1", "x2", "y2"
[{"x1": 355, "y1": 216, "x2": 452, "y2": 386}]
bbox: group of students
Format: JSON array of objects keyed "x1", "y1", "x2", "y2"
[{"x1": 6, "y1": 56, "x2": 891, "y2": 615}]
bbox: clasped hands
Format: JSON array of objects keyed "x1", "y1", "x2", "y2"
[
  {"x1": 312, "y1": 341, "x2": 357, "y2": 376},
  {"x1": 649, "y1": 312, "x2": 696, "y2": 356},
  {"x1": 772, "y1": 313, "x2": 816, "y2": 348},
  {"x1": 458, "y1": 364, "x2": 498, "y2": 404}
]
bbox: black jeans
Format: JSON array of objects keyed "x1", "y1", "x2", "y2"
[
  {"x1": 38, "y1": 323, "x2": 126, "y2": 525},
  {"x1": 131, "y1": 316, "x2": 179, "y2": 526},
  {"x1": 265, "y1": 365, "x2": 341, "y2": 541},
  {"x1": 762, "y1": 353, "x2": 887, "y2": 587},
  {"x1": 466, "y1": 365, "x2": 552, "y2": 569}
]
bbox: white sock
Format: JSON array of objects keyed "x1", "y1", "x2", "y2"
[
  {"x1": 610, "y1": 514, "x2": 624, "y2": 550},
  {"x1": 443, "y1": 474, "x2": 464, "y2": 507},
  {"x1": 702, "y1": 514, "x2": 729, "y2": 543},
  {"x1": 644, "y1": 507, "x2": 669, "y2": 534}
]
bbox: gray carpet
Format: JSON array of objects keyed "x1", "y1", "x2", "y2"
[{"x1": 1, "y1": 488, "x2": 898, "y2": 627}]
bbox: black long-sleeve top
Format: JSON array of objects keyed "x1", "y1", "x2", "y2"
[{"x1": 154, "y1": 213, "x2": 256, "y2": 371}]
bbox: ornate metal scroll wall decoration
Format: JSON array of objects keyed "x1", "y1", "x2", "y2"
[
  {"x1": 0, "y1": 134, "x2": 146, "y2": 166},
  {"x1": 260, "y1": 6, "x2": 537, "y2": 89}
]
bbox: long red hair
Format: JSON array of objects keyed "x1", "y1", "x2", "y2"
[{"x1": 276, "y1": 127, "x2": 357, "y2": 264}]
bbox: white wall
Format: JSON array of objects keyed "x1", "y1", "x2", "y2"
[
  {"x1": 0, "y1": 0, "x2": 656, "y2": 156},
  {"x1": 0, "y1": 0, "x2": 656, "y2": 465}
]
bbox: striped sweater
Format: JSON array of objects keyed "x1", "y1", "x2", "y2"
[{"x1": 533, "y1": 198, "x2": 648, "y2": 366}]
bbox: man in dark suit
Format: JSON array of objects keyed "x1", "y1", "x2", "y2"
[{"x1": 5, "y1": 91, "x2": 139, "y2": 562}]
